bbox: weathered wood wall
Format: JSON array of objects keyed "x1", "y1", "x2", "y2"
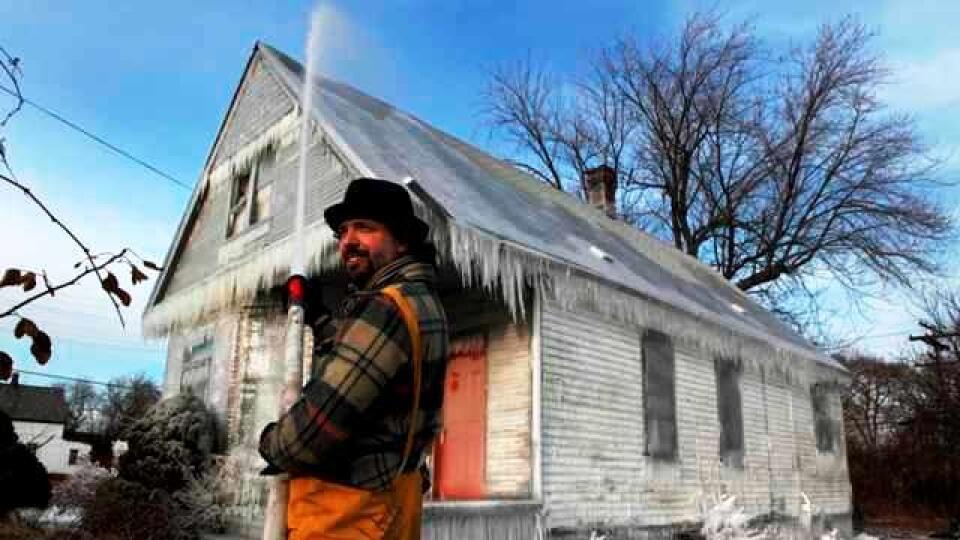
[
  {"x1": 443, "y1": 292, "x2": 533, "y2": 499},
  {"x1": 210, "y1": 59, "x2": 295, "y2": 170},
  {"x1": 161, "y1": 55, "x2": 353, "y2": 302},
  {"x1": 540, "y1": 298, "x2": 851, "y2": 532},
  {"x1": 485, "y1": 322, "x2": 532, "y2": 497}
]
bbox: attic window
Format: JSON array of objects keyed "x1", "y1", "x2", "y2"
[
  {"x1": 225, "y1": 152, "x2": 274, "y2": 238},
  {"x1": 226, "y1": 171, "x2": 251, "y2": 238}
]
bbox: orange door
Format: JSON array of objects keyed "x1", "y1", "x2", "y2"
[{"x1": 435, "y1": 350, "x2": 486, "y2": 499}]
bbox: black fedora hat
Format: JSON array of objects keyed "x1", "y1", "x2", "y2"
[{"x1": 324, "y1": 178, "x2": 429, "y2": 244}]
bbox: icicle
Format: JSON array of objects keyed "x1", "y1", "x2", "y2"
[
  {"x1": 149, "y1": 151, "x2": 844, "y2": 387},
  {"x1": 207, "y1": 110, "x2": 301, "y2": 187},
  {"x1": 143, "y1": 223, "x2": 337, "y2": 338}
]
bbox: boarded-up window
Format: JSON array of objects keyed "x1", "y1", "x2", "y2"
[
  {"x1": 811, "y1": 383, "x2": 836, "y2": 453},
  {"x1": 642, "y1": 330, "x2": 677, "y2": 460},
  {"x1": 715, "y1": 357, "x2": 744, "y2": 468}
]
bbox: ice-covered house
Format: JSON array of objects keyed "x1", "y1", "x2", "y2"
[{"x1": 144, "y1": 42, "x2": 852, "y2": 538}]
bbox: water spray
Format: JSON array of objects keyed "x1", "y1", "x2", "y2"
[{"x1": 262, "y1": 5, "x2": 326, "y2": 540}]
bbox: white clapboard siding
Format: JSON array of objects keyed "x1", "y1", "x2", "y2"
[
  {"x1": 766, "y1": 375, "x2": 801, "y2": 515},
  {"x1": 737, "y1": 369, "x2": 774, "y2": 515},
  {"x1": 212, "y1": 58, "x2": 295, "y2": 169},
  {"x1": 540, "y1": 298, "x2": 851, "y2": 532},
  {"x1": 209, "y1": 313, "x2": 241, "y2": 418},
  {"x1": 486, "y1": 322, "x2": 533, "y2": 497},
  {"x1": 672, "y1": 347, "x2": 721, "y2": 524},
  {"x1": 541, "y1": 300, "x2": 646, "y2": 528},
  {"x1": 796, "y1": 374, "x2": 851, "y2": 515},
  {"x1": 164, "y1": 176, "x2": 232, "y2": 297}
]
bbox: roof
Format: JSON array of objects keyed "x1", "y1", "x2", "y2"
[
  {"x1": 0, "y1": 384, "x2": 70, "y2": 424},
  {"x1": 256, "y1": 44, "x2": 836, "y2": 367},
  {"x1": 145, "y1": 42, "x2": 840, "y2": 374}
]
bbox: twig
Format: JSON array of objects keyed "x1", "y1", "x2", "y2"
[
  {"x1": 0, "y1": 46, "x2": 23, "y2": 127},
  {"x1": 0, "y1": 246, "x2": 127, "y2": 322}
]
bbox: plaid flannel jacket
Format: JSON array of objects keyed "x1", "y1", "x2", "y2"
[{"x1": 258, "y1": 255, "x2": 449, "y2": 490}]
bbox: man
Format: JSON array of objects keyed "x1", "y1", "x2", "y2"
[{"x1": 259, "y1": 178, "x2": 449, "y2": 539}]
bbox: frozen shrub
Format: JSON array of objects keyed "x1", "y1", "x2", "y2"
[
  {"x1": 50, "y1": 462, "x2": 113, "y2": 519},
  {"x1": 117, "y1": 392, "x2": 219, "y2": 492},
  {"x1": 80, "y1": 478, "x2": 178, "y2": 540}
]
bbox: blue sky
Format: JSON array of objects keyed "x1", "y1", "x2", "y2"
[{"x1": 1, "y1": 0, "x2": 958, "y2": 388}]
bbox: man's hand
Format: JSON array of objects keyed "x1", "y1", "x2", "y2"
[{"x1": 282, "y1": 385, "x2": 299, "y2": 411}]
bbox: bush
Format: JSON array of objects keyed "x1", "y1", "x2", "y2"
[
  {"x1": 81, "y1": 478, "x2": 177, "y2": 540},
  {"x1": 50, "y1": 462, "x2": 112, "y2": 520},
  {"x1": 0, "y1": 411, "x2": 50, "y2": 521},
  {"x1": 117, "y1": 392, "x2": 219, "y2": 492}
]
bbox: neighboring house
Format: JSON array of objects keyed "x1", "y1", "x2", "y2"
[
  {"x1": 0, "y1": 383, "x2": 92, "y2": 477},
  {"x1": 145, "y1": 42, "x2": 852, "y2": 538}
]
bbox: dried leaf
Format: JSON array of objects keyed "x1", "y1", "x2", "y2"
[
  {"x1": 30, "y1": 331, "x2": 52, "y2": 365},
  {"x1": 14, "y1": 318, "x2": 38, "y2": 339},
  {"x1": 143, "y1": 260, "x2": 162, "y2": 271},
  {"x1": 130, "y1": 264, "x2": 148, "y2": 285},
  {"x1": 21, "y1": 271, "x2": 36, "y2": 292},
  {"x1": 102, "y1": 272, "x2": 132, "y2": 306},
  {"x1": 0, "y1": 268, "x2": 22, "y2": 288},
  {"x1": 0, "y1": 351, "x2": 12, "y2": 381}
]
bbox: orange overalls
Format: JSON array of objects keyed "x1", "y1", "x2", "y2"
[{"x1": 286, "y1": 286, "x2": 426, "y2": 540}]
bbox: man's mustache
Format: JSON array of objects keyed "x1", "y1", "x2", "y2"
[{"x1": 342, "y1": 244, "x2": 370, "y2": 258}]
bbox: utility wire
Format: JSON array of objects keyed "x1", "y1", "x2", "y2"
[
  {"x1": 0, "y1": 83, "x2": 192, "y2": 191},
  {"x1": 13, "y1": 369, "x2": 139, "y2": 389}
]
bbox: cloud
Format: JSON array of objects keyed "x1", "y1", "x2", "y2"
[{"x1": 881, "y1": 48, "x2": 960, "y2": 112}]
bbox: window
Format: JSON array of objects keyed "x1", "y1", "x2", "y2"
[
  {"x1": 68, "y1": 448, "x2": 79, "y2": 466},
  {"x1": 811, "y1": 383, "x2": 837, "y2": 453},
  {"x1": 226, "y1": 170, "x2": 251, "y2": 238},
  {"x1": 642, "y1": 330, "x2": 677, "y2": 460},
  {"x1": 180, "y1": 333, "x2": 213, "y2": 401},
  {"x1": 225, "y1": 152, "x2": 274, "y2": 238},
  {"x1": 715, "y1": 357, "x2": 744, "y2": 468}
]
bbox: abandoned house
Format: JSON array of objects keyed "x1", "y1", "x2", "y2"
[{"x1": 144, "y1": 42, "x2": 852, "y2": 538}]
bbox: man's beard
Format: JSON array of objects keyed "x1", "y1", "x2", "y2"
[{"x1": 343, "y1": 245, "x2": 378, "y2": 285}]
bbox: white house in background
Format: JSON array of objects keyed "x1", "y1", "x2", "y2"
[{"x1": 0, "y1": 383, "x2": 91, "y2": 477}]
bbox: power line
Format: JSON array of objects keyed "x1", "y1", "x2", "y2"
[
  {"x1": 13, "y1": 369, "x2": 137, "y2": 389},
  {"x1": 0, "y1": 83, "x2": 192, "y2": 191}
]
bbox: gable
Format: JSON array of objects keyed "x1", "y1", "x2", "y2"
[{"x1": 210, "y1": 57, "x2": 296, "y2": 170}]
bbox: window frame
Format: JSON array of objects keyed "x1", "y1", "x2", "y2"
[
  {"x1": 811, "y1": 382, "x2": 837, "y2": 454},
  {"x1": 714, "y1": 356, "x2": 745, "y2": 469},
  {"x1": 641, "y1": 329, "x2": 678, "y2": 461},
  {"x1": 224, "y1": 150, "x2": 274, "y2": 239}
]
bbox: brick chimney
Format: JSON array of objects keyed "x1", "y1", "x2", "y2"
[{"x1": 584, "y1": 165, "x2": 617, "y2": 218}]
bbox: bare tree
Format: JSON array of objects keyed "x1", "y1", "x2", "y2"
[
  {"x1": 483, "y1": 13, "x2": 953, "y2": 325},
  {"x1": 840, "y1": 353, "x2": 911, "y2": 451},
  {"x1": 101, "y1": 374, "x2": 161, "y2": 441},
  {"x1": 56, "y1": 381, "x2": 103, "y2": 433}
]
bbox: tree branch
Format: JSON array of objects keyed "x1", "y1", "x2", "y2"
[
  {"x1": 0, "y1": 170, "x2": 125, "y2": 327},
  {"x1": 0, "y1": 250, "x2": 128, "y2": 319}
]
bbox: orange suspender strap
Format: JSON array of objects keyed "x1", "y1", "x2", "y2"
[{"x1": 381, "y1": 285, "x2": 422, "y2": 483}]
